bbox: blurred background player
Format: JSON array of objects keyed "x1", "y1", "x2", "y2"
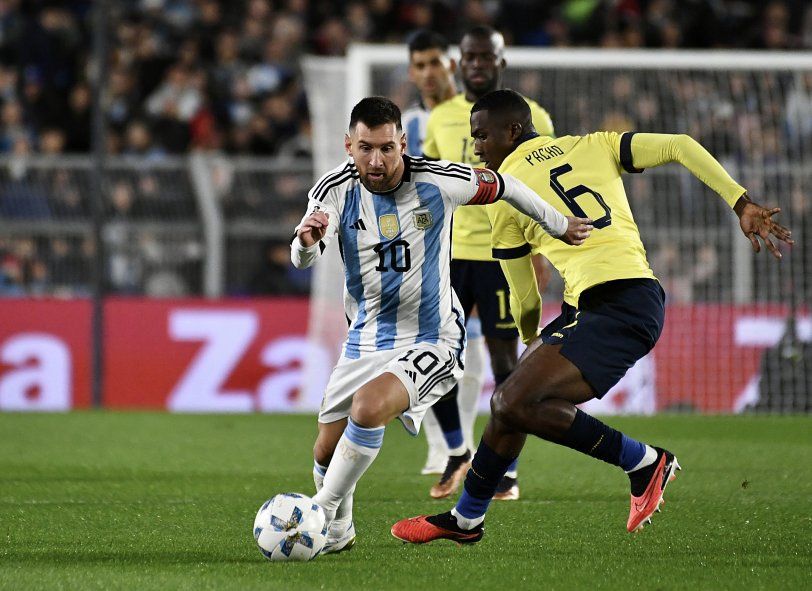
[
  {"x1": 421, "y1": 25, "x2": 556, "y2": 501},
  {"x1": 391, "y1": 89, "x2": 794, "y2": 544},
  {"x1": 402, "y1": 30, "x2": 488, "y2": 477}
]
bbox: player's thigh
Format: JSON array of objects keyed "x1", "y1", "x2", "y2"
[
  {"x1": 314, "y1": 418, "x2": 348, "y2": 464},
  {"x1": 470, "y1": 260, "x2": 519, "y2": 340},
  {"x1": 497, "y1": 342, "x2": 595, "y2": 410},
  {"x1": 351, "y1": 372, "x2": 410, "y2": 427},
  {"x1": 385, "y1": 342, "x2": 464, "y2": 435},
  {"x1": 318, "y1": 353, "x2": 387, "y2": 426}
]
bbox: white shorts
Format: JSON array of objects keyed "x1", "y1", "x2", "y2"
[{"x1": 318, "y1": 341, "x2": 464, "y2": 435}]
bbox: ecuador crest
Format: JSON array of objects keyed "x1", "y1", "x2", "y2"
[{"x1": 378, "y1": 214, "x2": 400, "y2": 239}]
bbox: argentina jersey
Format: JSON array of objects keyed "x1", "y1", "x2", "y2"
[
  {"x1": 402, "y1": 102, "x2": 429, "y2": 157},
  {"x1": 295, "y1": 156, "x2": 505, "y2": 360}
]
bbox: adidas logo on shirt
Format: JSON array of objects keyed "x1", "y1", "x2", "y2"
[{"x1": 350, "y1": 219, "x2": 367, "y2": 230}]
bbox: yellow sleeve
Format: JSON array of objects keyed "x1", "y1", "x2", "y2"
[
  {"x1": 620, "y1": 132, "x2": 747, "y2": 208},
  {"x1": 529, "y1": 101, "x2": 555, "y2": 138},
  {"x1": 487, "y1": 200, "x2": 540, "y2": 344},
  {"x1": 422, "y1": 110, "x2": 440, "y2": 159},
  {"x1": 500, "y1": 255, "x2": 542, "y2": 345},
  {"x1": 487, "y1": 199, "x2": 528, "y2": 254}
]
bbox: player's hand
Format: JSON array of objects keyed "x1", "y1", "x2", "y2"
[
  {"x1": 734, "y1": 197, "x2": 793, "y2": 259},
  {"x1": 297, "y1": 210, "x2": 330, "y2": 247},
  {"x1": 559, "y1": 216, "x2": 593, "y2": 246}
]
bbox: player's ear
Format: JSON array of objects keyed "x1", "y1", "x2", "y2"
[
  {"x1": 399, "y1": 131, "x2": 407, "y2": 151},
  {"x1": 344, "y1": 133, "x2": 352, "y2": 156},
  {"x1": 509, "y1": 122, "x2": 523, "y2": 142},
  {"x1": 448, "y1": 58, "x2": 457, "y2": 74}
]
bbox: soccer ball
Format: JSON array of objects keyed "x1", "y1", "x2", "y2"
[{"x1": 253, "y1": 493, "x2": 328, "y2": 561}]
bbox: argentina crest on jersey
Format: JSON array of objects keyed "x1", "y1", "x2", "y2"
[{"x1": 413, "y1": 208, "x2": 433, "y2": 230}]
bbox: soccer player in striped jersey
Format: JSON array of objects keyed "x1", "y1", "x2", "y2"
[
  {"x1": 402, "y1": 30, "x2": 457, "y2": 159},
  {"x1": 421, "y1": 26, "x2": 556, "y2": 502},
  {"x1": 292, "y1": 96, "x2": 592, "y2": 553},
  {"x1": 403, "y1": 30, "x2": 490, "y2": 477},
  {"x1": 391, "y1": 90, "x2": 793, "y2": 544}
]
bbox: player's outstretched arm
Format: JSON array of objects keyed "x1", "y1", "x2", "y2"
[
  {"x1": 623, "y1": 133, "x2": 794, "y2": 259},
  {"x1": 498, "y1": 173, "x2": 593, "y2": 245},
  {"x1": 733, "y1": 194, "x2": 794, "y2": 259}
]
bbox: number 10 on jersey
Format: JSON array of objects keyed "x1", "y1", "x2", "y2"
[{"x1": 374, "y1": 240, "x2": 412, "y2": 272}]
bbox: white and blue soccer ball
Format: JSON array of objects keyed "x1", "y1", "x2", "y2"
[{"x1": 253, "y1": 493, "x2": 328, "y2": 561}]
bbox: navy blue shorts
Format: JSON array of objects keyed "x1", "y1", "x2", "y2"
[
  {"x1": 540, "y1": 279, "x2": 665, "y2": 398},
  {"x1": 450, "y1": 259, "x2": 518, "y2": 340}
]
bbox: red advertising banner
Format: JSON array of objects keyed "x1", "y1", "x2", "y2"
[
  {"x1": 0, "y1": 298, "x2": 806, "y2": 413},
  {"x1": 103, "y1": 298, "x2": 313, "y2": 411},
  {"x1": 0, "y1": 299, "x2": 92, "y2": 410}
]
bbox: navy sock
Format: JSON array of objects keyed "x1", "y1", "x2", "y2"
[
  {"x1": 432, "y1": 386, "x2": 464, "y2": 450},
  {"x1": 562, "y1": 409, "x2": 646, "y2": 471},
  {"x1": 494, "y1": 371, "x2": 518, "y2": 474},
  {"x1": 454, "y1": 440, "x2": 516, "y2": 519}
]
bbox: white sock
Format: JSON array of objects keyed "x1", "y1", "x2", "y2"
[
  {"x1": 447, "y1": 442, "x2": 468, "y2": 457},
  {"x1": 459, "y1": 335, "x2": 485, "y2": 451},
  {"x1": 313, "y1": 460, "x2": 327, "y2": 492},
  {"x1": 314, "y1": 460, "x2": 355, "y2": 531},
  {"x1": 451, "y1": 507, "x2": 484, "y2": 530},
  {"x1": 626, "y1": 445, "x2": 658, "y2": 473},
  {"x1": 312, "y1": 419, "x2": 384, "y2": 523},
  {"x1": 422, "y1": 411, "x2": 448, "y2": 461}
]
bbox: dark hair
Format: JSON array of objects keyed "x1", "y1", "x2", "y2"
[
  {"x1": 463, "y1": 25, "x2": 500, "y2": 42},
  {"x1": 349, "y1": 96, "x2": 402, "y2": 131},
  {"x1": 407, "y1": 29, "x2": 449, "y2": 55},
  {"x1": 471, "y1": 89, "x2": 531, "y2": 122}
]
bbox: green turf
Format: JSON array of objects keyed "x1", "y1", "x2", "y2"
[{"x1": 1, "y1": 413, "x2": 810, "y2": 590}]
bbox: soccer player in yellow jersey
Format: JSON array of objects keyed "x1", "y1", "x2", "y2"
[
  {"x1": 421, "y1": 26, "x2": 555, "y2": 501},
  {"x1": 392, "y1": 89, "x2": 793, "y2": 543}
]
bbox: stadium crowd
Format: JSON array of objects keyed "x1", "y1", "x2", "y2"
[{"x1": 0, "y1": 0, "x2": 810, "y2": 298}]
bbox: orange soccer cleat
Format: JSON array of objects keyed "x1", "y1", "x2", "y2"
[
  {"x1": 391, "y1": 512, "x2": 484, "y2": 545},
  {"x1": 627, "y1": 447, "x2": 681, "y2": 533},
  {"x1": 429, "y1": 451, "x2": 471, "y2": 499}
]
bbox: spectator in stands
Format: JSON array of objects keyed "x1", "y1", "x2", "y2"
[
  {"x1": 123, "y1": 120, "x2": 165, "y2": 160},
  {"x1": 64, "y1": 83, "x2": 91, "y2": 152},
  {"x1": 248, "y1": 238, "x2": 307, "y2": 296}
]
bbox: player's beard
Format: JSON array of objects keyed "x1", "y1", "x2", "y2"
[
  {"x1": 361, "y1": 168, "x2": 397, "y2": 193},
  {"x1": 465, "y1": 75, "x2": 498, "y2": 100}
]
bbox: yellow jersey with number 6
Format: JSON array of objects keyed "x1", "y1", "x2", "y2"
[
  {"x1": 489, "y1": 131, "x2": 747, "y2": 307},
  {"x1": 423, "y1": 93, "x2": 555, "y2": 261},
  {"x1": 489, "y1": 131, "x2": 656, "y2": 306}
]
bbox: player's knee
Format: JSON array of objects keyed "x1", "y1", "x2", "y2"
[
  {"x1": 490, "y1": 386, "x2": 524, "y2": 430},
  {"x1": 350, "y1": 390, "x2": 391, "y2": 428}
]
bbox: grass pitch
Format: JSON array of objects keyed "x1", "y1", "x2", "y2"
[{"x1": 1, "y1": 413, "x2": 810, "y2": 590}]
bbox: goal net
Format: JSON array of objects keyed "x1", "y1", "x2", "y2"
[{"x1": 303, "y1": 46, "x2": 812, "y2": 414}]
